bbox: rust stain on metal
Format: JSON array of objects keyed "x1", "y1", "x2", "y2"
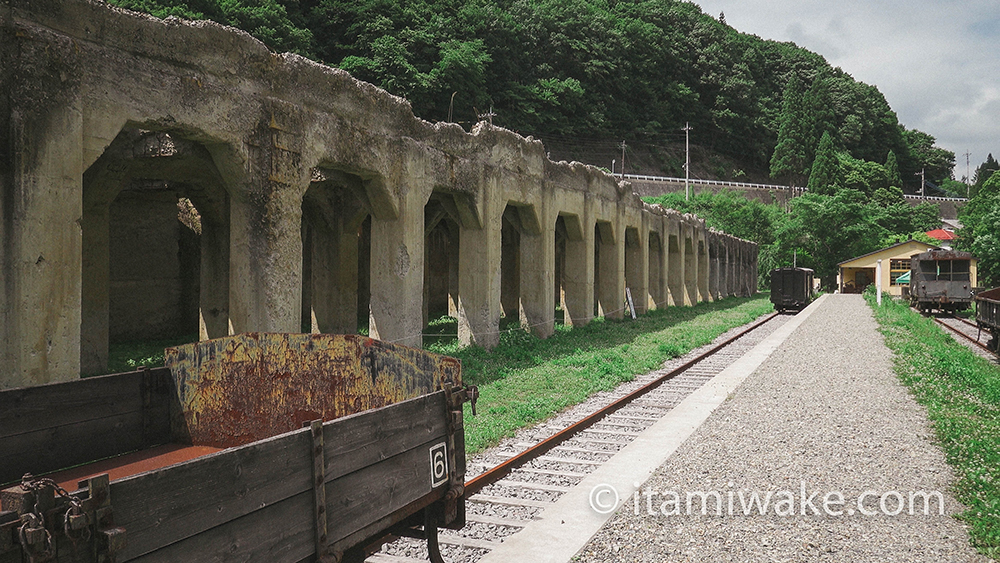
[
  {"x1": 165, "y1": 333, "x2": 462, "y2": 448},
  {"x1": 47, "y1": 444, "x2": 221, "y2": 492}
]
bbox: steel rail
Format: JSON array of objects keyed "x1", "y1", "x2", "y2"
[
  {"x1": 464, "y1": 311, "x2": 781, "y2": 496},
  {"x1": 933, "y1": 315, "x2": 997, "y2": 356}
]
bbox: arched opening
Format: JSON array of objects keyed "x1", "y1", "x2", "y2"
[
  {"x1": 81, "y1": 128, "x2": 230, "y2": 375},
  {"x1": 300, "y1": 168, "x2": 372, "y2": 335},
  {"x1": 684, "y1": 237, "x2": 697, "y2": 305},
  {"x1": 594, "y1": 220, "x2": 619, "y2": 319},
  {"x1": 500, "y1": 205, "x2": 522, "y2": 329},
  {"x1": 423, "y1": 193, "x2": 461, "y2": 343},
  {"x1": 648, "y1": 232, "x2": 663, "y2": 310},
  {"x1": 698, "y1": 239, "x2": 710, "y2": 302},
  {"x1": 709, "y1": 240, "x2": 720, "y2": 301},
  {"x1": 624, "y1": 227, "x2": 643, "y2": 316},
  {"x1": 554, "y1": 216, "x2": 568, "y2": 325},
  {"x1": 668, "y1": 234, "x2": 684, "y2": 306}
]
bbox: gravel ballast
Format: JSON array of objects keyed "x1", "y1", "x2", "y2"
[{"x1": 576, "y1": 294, "x2": 989, "y2": 562}]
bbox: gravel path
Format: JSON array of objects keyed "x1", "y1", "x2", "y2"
[{"x1": 576, "y1": 294, "x2": 990, "y2": 562}]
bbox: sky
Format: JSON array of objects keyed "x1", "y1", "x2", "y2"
[{"x1": 694, "y1": 0, "x2": 999, "y2": 181}]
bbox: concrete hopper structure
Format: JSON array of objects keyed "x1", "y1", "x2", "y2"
[{"x1": 0, "y1": 0, "x2": 758, "y2": 389}]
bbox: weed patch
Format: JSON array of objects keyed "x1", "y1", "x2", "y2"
[{"x1": 866, "y1": 292, "x2": 1000, "y2": 557}]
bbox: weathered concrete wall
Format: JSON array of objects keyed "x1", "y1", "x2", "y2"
[{"x1": 0, "y1": 0, "x2": 758, "y2": 388}]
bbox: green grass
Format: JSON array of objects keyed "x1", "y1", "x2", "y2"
[
  {"x1": 865, "y1": 291, "x2": 1000, "y2": 558},
  {"x1": 101, "y1": 297, "x2": 775, "y2": 459},
  {"x1": 102, "y1": 333, "x2": 198, "y2": 376},
  {"x1": 433, "y1": 294, "x2": 775, "y2": 454}
]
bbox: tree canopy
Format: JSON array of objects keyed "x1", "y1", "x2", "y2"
[
  {"x1": 645, "y1": 187, "x2": 943, "y2": 288},
  {"x1": 959, "y1": 172, "x2": 1000, "y2": 287},
  {"x1": 109, "y1": 0, "x2": 955, "y2": 189}
]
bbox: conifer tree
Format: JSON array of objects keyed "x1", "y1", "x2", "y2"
[
  {"x1": 885, "y1": 149, "x2": 901, "y2": 188},
  {"x1": 803, "y1": 77, "x2": 835, "y2": 169},
  {"x1": 973, "y1": 153, "x2": 999, "y2": 196},
  {"x1": 807, "y1": 131, "x2": 839, "y2": 194},
  {"x1": 770, "y1": 75, "x2": 808, "y2": 185}
]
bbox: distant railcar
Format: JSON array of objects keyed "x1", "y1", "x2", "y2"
[
  {"x1": 770, "y1": 267, "x2": 814, "y2": 312},
  {"x1": 975, "y1": 287, "x2": 1000, "y2": 350},
  {"x1": 909, "y1": 249, "x2": 975, "y2": 313}
]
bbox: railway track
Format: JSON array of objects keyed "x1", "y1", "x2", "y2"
[
  {"x1": 932, "y1": 313, "x2": 998, "y2": 358},
  {"x1": 370, "y1": 311, "x2": 790, "y2": 563}
]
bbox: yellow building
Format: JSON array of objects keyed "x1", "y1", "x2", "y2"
[{"x1": 837, "y1": 240, "x2": 977, "y2": 296}]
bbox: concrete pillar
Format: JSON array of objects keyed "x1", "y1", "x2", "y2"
[
  {"x1": 194, "y1": 195, "x2": 230, "y2": 339},
  {"x1": 684, "y1": 235, "x2": 698, "y2": 306},
  {"x1": 227, "y1": 112, "x2": 306, "y2": 335},
  {"x1": 369, "y1": 188, "x2": 424, "y2": 348},
  {"x1": 719, "y1": 243, "x2": 729, "y2": 298},
  {"x1": 448, "y1": 222, "x2": 460, "y2": 318},
  {"x1": 458, "y1": 209, "x2": 502, "y2": 348},
  {"x1": 709, "y1": 241, "x2": 721, "y2": 301},
  {"x1": 698, "y1": 238, "x2": 710, "y2": 303},
  {"x1": 647, "y1": 232, "x2": 664, "y2": 310},
  {"x1": 80, "y1": 201, "x2": 110, "y2": 375},
  {"x1": 726, "y1": 240, "x2": 745, "y2": 297},
  {"x1": 3, "y1": 103, "x2": 85, "y2": 386},
  {"x1": 595, "y1": 221, "x2": 623, "y2": 319},
  {"x1": 561, "y1": 213, "x2": 593, "y2": 327},
  {"x1": 667, "y1": 234, "x2": 685, "y2": 306},
  {"x1": 518, "y1": 207, "x2": 555, "y2": 339}
]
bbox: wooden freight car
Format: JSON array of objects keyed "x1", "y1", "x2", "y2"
[
  {"x1": 0, "y1": 333, "x2": 476, "y2": 563},
  {"x1": 770, "y1": 267, "x2": 814, "y2": 312},
  {"x1": 976, "y1": 287, "x2": 1000, "y2": 351},
  {"x1": 909, "y1": 249, "x2": 976, "y2": 313}
]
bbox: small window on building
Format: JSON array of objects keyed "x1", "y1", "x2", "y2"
[{"x1": 890, "y1": 259, "x2": 910, "y2": 285}]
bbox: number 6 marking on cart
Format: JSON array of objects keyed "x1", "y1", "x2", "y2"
[{"x1": 429, "y1": 442, "x2": 448, "y2": 488}]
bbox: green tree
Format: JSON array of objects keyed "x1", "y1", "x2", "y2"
[
  {"x1": 972, "y1": 153, "x2": 999, "y2": 197},
  {"x1": 838, "y1": 153, "x2": 890, "y2": 195},
  {"x1": 109, "y1": 0, "x2": 315, "y2": 56},
  {"x1": 802, "y1": 76, "x2": 836, "y2": 167},
  {"x1": 885, "y1": 149, "x2": 901, "y2": 188},
  {"x1": 870, "y1": 185, "x2": 905, "y2": 207},
  {"x1": 903, "y1": 129, "x2": 956, "y2": 187},
  {"x1": 770, "y1": 75, "x2": 808, "y2": 184},
  {"x1": 776, "y1": 189, "x2": 887, "y2": 286},
  {"x1": 807, "y1": 131, "x2": 839, "y2": 194},
  {"x1": 959, "y1": 173, "x2": 1000, "y2": 286}
]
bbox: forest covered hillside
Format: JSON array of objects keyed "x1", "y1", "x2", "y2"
[{"x1": 108, "y1": 0, "x2": 956, "y2": 192}]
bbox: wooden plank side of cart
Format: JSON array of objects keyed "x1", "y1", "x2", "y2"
[
  {"x1": 0, "y1": 368, "x2": 173, "y2": 486},
  {"x1": 115, "y1": 391, "x2": 450, "y2": 562}
]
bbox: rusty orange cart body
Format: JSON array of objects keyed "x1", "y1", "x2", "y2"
[{"x1": 1, "y1": 333, "x2": 473, "y2": 563}]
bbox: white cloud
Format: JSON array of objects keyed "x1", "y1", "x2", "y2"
[{"x1": 695, "y1": 0, "x2": 999, "y2": 171}]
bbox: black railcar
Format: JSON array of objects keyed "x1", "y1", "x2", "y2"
[
  {"x1": 909, "y1": 249, "x2": 975, "y2": 313},
  {"x1": 975, "y1": 287, "x2": 1000, "y2": 350},
  {"x1": 770, "y1": 267, "x2": 814, "y2": 312}
]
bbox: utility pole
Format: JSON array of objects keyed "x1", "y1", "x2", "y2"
[
  {"x1": 682, "y1": 122, "x2": 693, "y2": 201},
  {"x1": 619, "y1": 140, "x2": 626, "y2": 178},
  {"x1": 964, "y1": 150, "x2": 972, "y2": 197},
  {"x1": 915, "y1": 168, "x2": 925, "y2": 198}
]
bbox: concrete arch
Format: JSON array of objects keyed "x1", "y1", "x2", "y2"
[{"x1": 80, "y1": 127, "x2": 232, "y2": 375}]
